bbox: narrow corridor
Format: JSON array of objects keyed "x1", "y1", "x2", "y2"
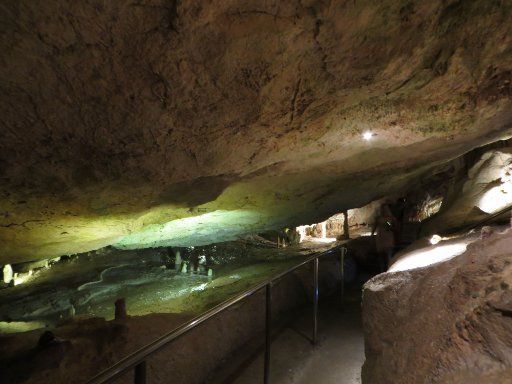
[{"x1": 231, "y1": 293, "x2": 364, "y2": 384}]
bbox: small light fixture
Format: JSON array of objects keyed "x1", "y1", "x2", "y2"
[
  {"x1": 430, "y1": 234, "x2": 442, "y2": 245},
  {"x1": 363, "y1": 131, "x2": 373, "y2": 141}
]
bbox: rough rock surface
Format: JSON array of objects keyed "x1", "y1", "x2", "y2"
[
  {"x1": 423, "y1": 146, "x2": 512, "y2": 234},
  {"x1": 362, "y1": 229, "x2": 512, "y2": 384},
  {"x1": 1, "y1": 0, "x2": 512, "y2": 263}
]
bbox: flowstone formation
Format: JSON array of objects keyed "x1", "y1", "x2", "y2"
[
  {"x1": 362, "y1": 229, "x2": 512, "y2": 384},
  {"x1": 1, "y1": 0, "x2": 512, "y2": 263}
]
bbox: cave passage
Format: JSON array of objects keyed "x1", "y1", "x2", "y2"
[{"x1": 1, "y1": 1, "x2": 512, "y2": 383}]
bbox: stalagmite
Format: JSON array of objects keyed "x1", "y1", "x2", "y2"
[
  {"x1": 198, "y1": 255, "x2": 206, "y2": 274},
  {"x1": 114, "y1": 298, "x2": 127, "y2": 320},
  {"x1": 175, "y1": 250, "x2": 182, "y2": 271},
  {"x1": 321, "y1": 222, "x2": 327, "y2": 239},
  {"x1": 297, "y1": 226, "x2": 306, "y2": 243},
  {"x1": 343, "y1": 210, "x2": 350, "y2": 240},
  {"x1": 2, "y1": 264, "x2": 13, "y2": 284}
]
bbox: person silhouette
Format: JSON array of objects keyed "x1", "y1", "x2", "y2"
[{"x1": 372, "y1": 203, "x2": 397, "y2": 271}]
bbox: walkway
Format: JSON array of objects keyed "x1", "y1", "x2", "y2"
[{"x1": 226, "y1": 292, "x2": 365, "y2": 384}]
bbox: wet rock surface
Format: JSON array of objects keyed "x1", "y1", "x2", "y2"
[
  {"x1": 0, "y1": 249, "x2": 208, "y2": 329},
  {"x1": 362, "y1": 229, "x2": 512, "y2": 384},
  {"x1": 0, "y1": 240, "x2": 334, "y2": 331},
  {"x1": 1, "y1": 0, "x2": 512, "y2": 263}
]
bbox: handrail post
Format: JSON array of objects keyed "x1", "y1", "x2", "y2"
[
  {"x1": 340, "y1": 247, "x2": 346, "y2": 308},
  {"x1": 134, "y1": 361, "x2": 147, "y2": 384},
  {"x1": 312, "y1": 257, "x2": 319, "y2": 345},
  {"x1": 264, "y1": 283, "x2": 272, "y2": 384}
]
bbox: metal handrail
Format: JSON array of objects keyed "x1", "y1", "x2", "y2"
[
  {"x1": 464, "y1": 203, "x2": 512, "y2": 232},
  {"x1": 86, "y1": 246, "x2": 347, "y2": 384}
]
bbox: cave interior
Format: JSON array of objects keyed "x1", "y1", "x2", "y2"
[{"x1": 1, "y1": 1, "x2": 512, "y2": 384}]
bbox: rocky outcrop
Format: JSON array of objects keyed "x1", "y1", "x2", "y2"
[
  {"x1": 422, "y1": 146, "x2": 512, "y2": 234},
  {"x1": 362, "y1": 229, "x2": 512, "y2": 384},
  {"x1": 302, "y1": 199, "x2": 380, "y2": 238},
  {"x1": 1, "y1": 1, "x2": 512, "y2": 263}
]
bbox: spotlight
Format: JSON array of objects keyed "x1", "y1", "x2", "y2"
[
  {"x1": 430, "y1": 234, "x2": 442, "y2": 245},
  {"x1": 363, "y1": 131, "x2": 373, "y2": 141}
]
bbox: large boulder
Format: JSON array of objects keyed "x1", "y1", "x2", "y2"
[{"x1": 362, "y1": 229, "x2": 512, "y2": 383}]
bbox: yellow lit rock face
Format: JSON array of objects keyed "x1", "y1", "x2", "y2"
[{"x1": 1, "y1": 0, "x2": 512, "y2": 263}]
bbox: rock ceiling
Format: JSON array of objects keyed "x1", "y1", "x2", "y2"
[{"x1": 1, "y1": 0, "x2": 511, "y2": 263}]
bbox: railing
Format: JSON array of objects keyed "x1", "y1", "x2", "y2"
[
  {"x1": 86, "y1": 246, "x2": 347, "y2": 384},
  {"x1": 464, "y1": 203, "x2": 512, "y2": 232}
]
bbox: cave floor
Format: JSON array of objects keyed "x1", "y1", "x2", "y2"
[
  {"x1": 218, "y1": 291, "x2": 364, "y2": 384},
  {"x1": 0, "y1": 239, "x2": 340, "y2": 333}
]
